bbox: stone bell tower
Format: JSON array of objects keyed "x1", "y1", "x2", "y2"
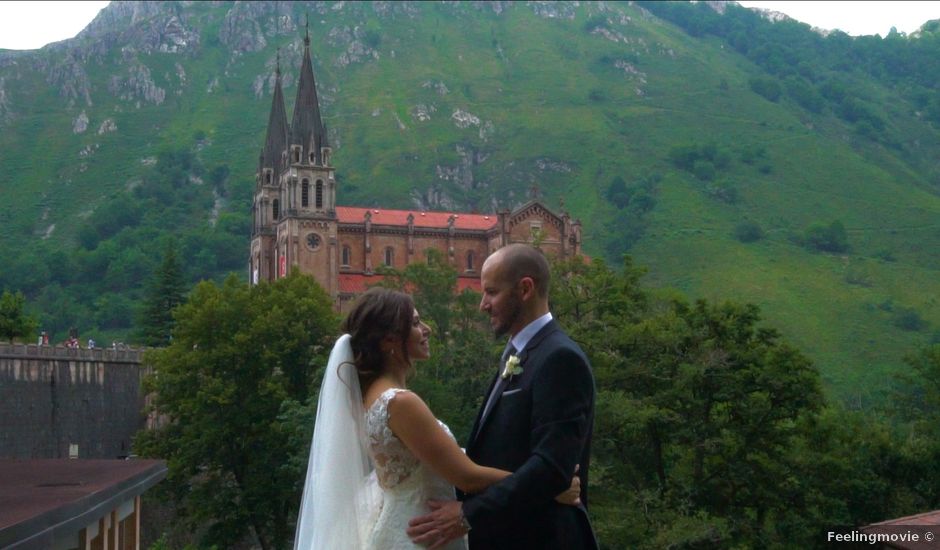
[{"x1": 250, "y1": 25, "x2": 338, "y2": 296}]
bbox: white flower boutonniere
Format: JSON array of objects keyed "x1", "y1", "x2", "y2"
[{"x1": 501, "y1": 355, "x2": 523, "y2": 379}]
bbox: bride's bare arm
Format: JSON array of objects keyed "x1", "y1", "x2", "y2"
[
  {"x1": 387, "y1": 391, "x2": 581, "y2": 504},
  {"x1": 387, "y1": 391, "x2": 507, "y2": 494}
]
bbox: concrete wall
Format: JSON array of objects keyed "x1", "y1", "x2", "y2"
[{"x1": 0, "y1": 344, "x2": 149, "y2": 459}]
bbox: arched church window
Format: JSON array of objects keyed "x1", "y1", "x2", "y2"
[
  {"x1": 309, "y1": 151, "x2": 316, "y2": 164},
  {"x1": 342, "y1": 246, "x2": 351, "y2": 266},
  {"x1": 384, "y1": 247, "x2": 394, "y2": 267},
  {"x1": 292, "y1": 147, "x2": 300, "y2": 164},
  {"x1": 316, "y1": 180, "x2": 324, "y2": 209},
  {"x1": 466, "y1": 250, "x2": 474, "y2": 271},
  {"x1": 302, "y1": 180, "x2": 310, "y2": 207},
  {"x1": 264, "y1": 170, "x2": 272, "y2": 185},
  {"x1": 273, "y1": 199, "x2": 280, "y2": 221}
]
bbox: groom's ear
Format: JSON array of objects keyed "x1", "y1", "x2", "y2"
[{"x1": 518, "y1": 276, "x2": 536, "y2": 301}]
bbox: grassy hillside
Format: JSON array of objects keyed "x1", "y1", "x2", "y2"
[{"x1": 1, "y1": 1, "x2": 939, "y2": 405}]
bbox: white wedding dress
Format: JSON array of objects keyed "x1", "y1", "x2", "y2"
[{"x1": 363, "y1": 388, "x2": 468, "y2": 550}]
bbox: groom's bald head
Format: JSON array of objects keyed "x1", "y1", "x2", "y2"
[{"x1": 487, "y1": 244, "x2": 551, "y2": 299}]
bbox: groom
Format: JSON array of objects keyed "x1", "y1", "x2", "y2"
[{"x1": 408, "y1": 243, "x2": 598, "y2": 549}]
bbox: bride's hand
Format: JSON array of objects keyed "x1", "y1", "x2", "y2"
[{"x1": 554, "y1": 464, "x2": 581, "y2": 506}]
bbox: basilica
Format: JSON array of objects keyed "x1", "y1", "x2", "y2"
[{"x1": 249, "y1": 31, "x2": 582, "y2": 309}]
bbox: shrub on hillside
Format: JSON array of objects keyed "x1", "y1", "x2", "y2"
[
  {"x1": 749, "y1": 76, "x2": 782, "y2": 102},
  {"x1": 739, "y1": 145, "x2": 767, "y2": 165},
  {"x1": 668, "y1": 144, "x2": 701, "y2": 171},
  {"x1": 844, "y1": 266, "x2": 873, "y2": 287},
  {"x1": 734, "y1": 220, "x2": 764, "y2": 243},
  {"x1": 588, "y1": 88, "x2": 606, "y2": 102},
  {"x1": 785, "y1": 76, "x2": 825, "y2": 113},
  {"x1": 692, "y1": 160, "x2": 716, "y2": 181},
  {"x1": 803, "y1": 220, "x2": 849, "y2": 253},
  {"x1": 669, "y1": 143, "x2": 731, "y2": 180},
  {"x1": 893, "y1": 306, "x2": 928, "y2": 332},
  {"x1": 583, "y1": 14, "x2": 607, "y2": 32}
]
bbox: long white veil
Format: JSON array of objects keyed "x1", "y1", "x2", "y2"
[{"x1": 294, "y1": 334, "x2": 380, "y2": 549}]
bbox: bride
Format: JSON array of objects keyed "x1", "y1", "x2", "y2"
[{"x1": 294, "y1": 288, "x2": 580, "y2": 549}]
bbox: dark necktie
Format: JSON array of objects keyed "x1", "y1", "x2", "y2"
[{"x1": 481, "y1": 342, "x2": 516, "y2": 423}]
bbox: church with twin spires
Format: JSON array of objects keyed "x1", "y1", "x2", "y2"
[{"x1": 249, "y1": 30, "x2": 582, "y2": 309}]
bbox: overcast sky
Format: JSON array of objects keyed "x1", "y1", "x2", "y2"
[
  {"x1": 0, "y1": 1, "x2": 939, "y2": 50},
  {"x1": 736, "y1": 1, "x2": 940, "y2": 36}
]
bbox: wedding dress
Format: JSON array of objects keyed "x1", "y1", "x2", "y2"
[
  {"x1": 293, "y1": 335, "x2": 467, "y2": 550},
  {"x1": 363, "y1": 388, "x2": 468, "y2": 550}
]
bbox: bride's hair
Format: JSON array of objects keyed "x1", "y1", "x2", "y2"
[{"x1": 341, "y1": 287, "x2": 415, "y2": 390}]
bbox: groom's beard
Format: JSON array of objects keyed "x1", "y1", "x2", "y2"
[{"x1": 493, "y1": 294, "x2": 523, "y2": 337}]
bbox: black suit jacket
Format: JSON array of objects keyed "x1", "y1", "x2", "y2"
[{"x1": 461, "y1": 319, "x2": 598, "y2": 550}]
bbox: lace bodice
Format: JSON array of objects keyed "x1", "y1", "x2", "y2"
[
  {"x1": 365, "y1": 388, "x2": 455, "y2": 489},
  {"x1": 362, "y1": 388, "x2": 467, "y2": 550}
]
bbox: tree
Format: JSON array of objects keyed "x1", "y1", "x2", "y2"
[
  {"x1": 138, "y1": 240, "x2": 187, "y2": 346},
  {"x1": 377, "y1": 248, "x2": 496, "y2": 439},
  {"x1": 547, "y1": 256, "x2": 834, "y2": 548},
  {"x1": 749, "y1": 76, "x2": 782, "y2": 102},
  {"x1": 135, "y1": 272, "x2": 339, "y2": 549},
  {"x1": 891, "y1": 345, "x2": 940, "y2": 508},
  {"x1": 0, "y1": 290, "x2": 38, "y2": 343}
]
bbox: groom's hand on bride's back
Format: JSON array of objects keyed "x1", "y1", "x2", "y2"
[
  {"x1": 407, "y1": 499, "x2": 466, "y2": 550},
  {"x1": 555, "y1": 464, "x2": 582, "y2": 506}
]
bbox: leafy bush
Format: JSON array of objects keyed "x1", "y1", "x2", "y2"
[
  {"x1": 734, "y1": 220, "x2": 764, "y2": 242},
  {"x1": 893, "y1": 306, "x2": 928, "y2": 331},
  {"x1": 785, "y1": 76, "x2": 824, "y2": 112},
  {"x1": 603, "y1": 175, "x2": 660, "y2": 256},
  {"x1": 692, "y1": 160, "x2": 716, "y2": 181},
  {"x1": 749, "y1": 76, "x2": 782, "y2": 102},
  {"x1": 583, "y1": 14, "x2": 607, "y2": 32},
  {"x1": 588, "y1": 88, "x2": 606, "y2": 102},
  {"x1": 668, "y1": 144, "x2": 701, "y2": 171},
  {"x1": 803, "y1": 220, "x2": 849, "y2": 253},
  {"x1": 739, "y1": 145, "x2": 767, "y2": 165},
  {"x1": 669, "y1": 143, "x2": 732, "y2": 180},
  {"x1": 844, "y1": 266, "x2": 873, "y2": 287}
]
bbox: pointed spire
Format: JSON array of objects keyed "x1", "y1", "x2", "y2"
[
  {"x1": 260, "y1": 54, "x2": 288, "y2": 184},
  {"x1": 290, "y1": 27, "x2": 327, "y2": 166}
]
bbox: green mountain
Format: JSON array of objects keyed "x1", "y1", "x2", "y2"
[{"x1": 2, "y1": 1, "x2": 939, "y2": 405}]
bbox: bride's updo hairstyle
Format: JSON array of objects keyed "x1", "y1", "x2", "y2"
[{"x1": 341, "y1": 287, "x2": 416, "y2": 390}]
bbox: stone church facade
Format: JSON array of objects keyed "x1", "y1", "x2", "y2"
[{"x1": 249, "y1": 32, "x2": 582, "y2": 309}]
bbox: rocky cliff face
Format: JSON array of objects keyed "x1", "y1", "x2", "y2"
[{"x1": 0, "y1": 0, "x2": 652, "y2": 216}]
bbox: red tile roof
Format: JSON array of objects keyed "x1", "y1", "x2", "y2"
[
  {"x1": 336, "y1": 207, "x2": 497, "y2": 231},
  {"x1": 338, "y1": 273, "x2": 481, "y2": 294},
  {"x1": 338, "y1": 273, "x2": 386, "y2": 293}
]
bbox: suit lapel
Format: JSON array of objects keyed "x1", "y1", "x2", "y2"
[
  {"x1": 468, "y1": 370, "x2": 501, "y2": 445},
  {"x1": 470, "y1": 320, "x2": 559, "y2": 443}
]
